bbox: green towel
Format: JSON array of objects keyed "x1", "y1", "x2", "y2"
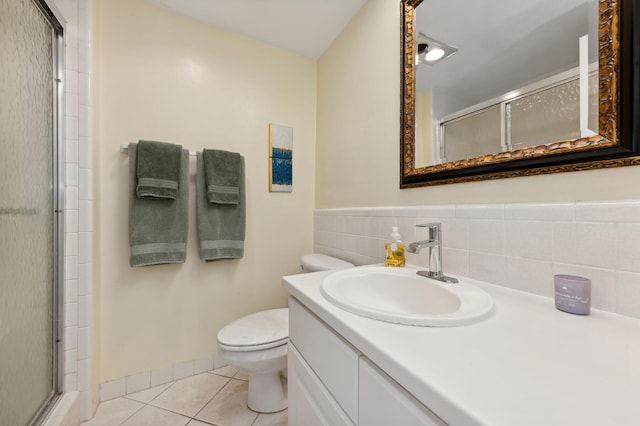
[
  {"x1": 136, "y1": 140, "x2": 183, "y2": 200},
  {"x1": 197, "y1": 152, "x2": 245, "y2": 261},
  {"x1": 129, "y1": 143, "x2": 189, "y2": 267},
  {"x1": 203, "y1": 149, "x2": 241, "y2": 204}
]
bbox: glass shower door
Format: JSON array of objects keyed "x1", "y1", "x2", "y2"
[{"x1": 0, "y1": 0, "x2": 63, "y2": 424}]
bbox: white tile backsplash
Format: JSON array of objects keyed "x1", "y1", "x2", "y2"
[
  {"x1": 314, "y1": 201, "x2": 640, "y2": 319},
  {"x1": 553, "y1": 222, "x2": 616, "y2": 268}
]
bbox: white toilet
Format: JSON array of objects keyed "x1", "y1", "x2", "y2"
[{"x1": 216, "y1": 254, "x2": 354, "y2": 413}]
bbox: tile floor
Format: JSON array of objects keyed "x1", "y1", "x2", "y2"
[{"x1": 82, "y1": 366, "x2": 287, "y2": 426}]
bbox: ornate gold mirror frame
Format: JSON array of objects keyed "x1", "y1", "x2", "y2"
[{"x1": 401, "y1": 0, "x2": 639, "y2": 188}]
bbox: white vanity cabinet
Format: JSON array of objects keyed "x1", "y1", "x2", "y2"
[{"x1": 288, "y1": 297, "x2": 447, "y2": 426}]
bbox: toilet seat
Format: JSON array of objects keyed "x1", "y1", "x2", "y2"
[{"x1": 217, "y1": 308, "x2": 289, "y2": 352}]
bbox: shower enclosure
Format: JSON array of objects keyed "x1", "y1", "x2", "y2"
[{"x1": 0, "y1": 0, "x2": 64, "y2": 424}]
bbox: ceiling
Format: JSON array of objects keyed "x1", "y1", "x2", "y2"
[
  {"x1": 144, "y1": 0, "x2": 367, "y2": 59},
  {"x1": 416, "y1": 0, "x2": 598, "y2": 118}
]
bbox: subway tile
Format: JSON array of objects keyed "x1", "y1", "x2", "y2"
[
  {"x1": 65, "y1": 138, "x2": 78, "y2": 165},
  {"x1": 378, "y1": 217, "x2": 397, "y2": 238},
  {"x1": 126, "y1": 371, "x2": 151, "y2": 395},
  {"x1": 395, "y1": 217, "x2": 417, "y2": 242},
  {"x1": 79, "y1": 104, "x2": 90, "y2": 138},
  {"x1": 575, "y1": 200, "x2": 640, "y2": 222},
  {"x1": 79, "y1": 200, "x2": 93, "y2": 232},
  {"x1": 65, "y1": 232, "x2": 78, "y2": 257},
  {"x1": 64, "y1": 302, "x2": 78, "y2": 327},
  {"x1": 65, "y1": 93, "x2": 78, "y2": 117},
  {"x1": 365, "y1": 237, "x2": 385, "y2": 261},
  {"x1": 345, "y1": 216, "x2": 367, "y2": 235},
  {"x1": 469, "y1": 252, "x2": 506, "y2": 286},
  {"x1": 505, "y1": 221, "x2": 553, "y2": 261},
  {"x1": 505, "y1": 202, "x2": 573, "y2": 221},
  {"x1": 79, "y1": 232, "x2": 91, "y2": 264},
  {"x1": 505, "y1": 257, "x2": 553, "y2": 297},
  {"x1": 78, "y1": 358, "x2": 91, "y2": 391},
  {"x1": 369, "y1": 207, "x2": 395, "y2": 217},
  {"x1": 64, "y1": 326, "x2": 78, "y2": 351},
  {"x1": 78, "y1": 136, "x2": 92, "y2": 169},
  {"x1": 78, "y1": 326, "x2": 89, "y2": 359},
  {"x1": 65, "y1": 42, "x2": 78, "y2": 74},
  {"x1": 442, "y1": 248, "x2": 469, "y2": 277},
  {"x1": 469, "y1": 220, "x2": 505, "y2": 254},
  {"x1": 616, "y1": 223, "x2": 640, "y2": 273},
  {"x1": 617, "y1": 271, "x2": 640, "y2": 318},
  {"x1": 79, "y1": 168, "x2": 92, "y2": 200},
  {"x1": 151, "y1": 365, "x2": 174, "y2": 387},
  {"x1": 553, "y1": 222, "x2": 615, "y2": 268},
  {"x1": 100, "y1": 378, "x2": 126, "y2": 401},
  {"x1": 64, "y1": 279, "x2": 78, "y2": 303},
  {"x1": 65, "y1": 115, "x2": 79, "y2": 140},
  {"x1": 78, "y1": 72, "x2": 90, "y2": 106},
  {"x1": 78, "y1": 294, "x2": 89, "y2": 327},
  {"x1": 173, "y1": 360, "x2": 194, "y2": 381},
  {"x1": 78, "y1": 262, "x2": 90, "y2": 295},
  {"x1": 64, "y1": 373, "x2": 78, "y2": 392},
  {"x1": 365, "y1": 216, "x2": 381, "y2": 239},
  {"x1": 440, "y1": 219, "x2": 468, "y2": 250},
  {"x1": 552, "y1": 264, "x2": 617, "y2": 313},
  {"x1": 65, "y1": 163, "x2": 78, "y2": 186},
  {"x1": 65, "y1": 349, "x2": 77, "y2": 373},
  {"x1": 64, "y1": 256, "x2": 78, "y2": 280},
  {"x1": 65, "y1": 69, "x2": 78, "y2": 95},
  {"x1": 194, "y1": 355, "x2": 214, "y2": 375},
  {"x1": 65, "y1": 186, "x2": 78, "y2": 210},
  {"x1": 456, "y1": 204, "x2": 504, "y2": 219},
  {"x1": 65, "y1": 209, "x2": 78, "y2": 234}
]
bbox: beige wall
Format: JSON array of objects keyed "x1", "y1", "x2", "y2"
[
  {"x1": 95, "y1": 0, "x2": 316, "y2": 381},
  {"x1": 316, "y1": 0, "x2": 640, "y2": 209}
]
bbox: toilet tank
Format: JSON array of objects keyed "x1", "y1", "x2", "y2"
[{"x1": 300, "y1": 254, "x2": 354, "y2": 273}]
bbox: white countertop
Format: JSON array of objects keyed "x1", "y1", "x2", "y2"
[{"x1": 283, "y1": 267, "x2": 640, "y2": 426}]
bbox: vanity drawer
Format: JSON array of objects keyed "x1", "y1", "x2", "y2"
[
  {"x1": 288, "y1": 343, "x2": 354, "y2": 426},
  {"x1": 359, "y1": 358, "x2": 447, "y2": 426},
  {"x1": 289, "y1": 297, "x2": 361, "y2": 423}
]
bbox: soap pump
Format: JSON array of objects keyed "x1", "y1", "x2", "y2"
[{"x1": 384, "y1": 226, "x2": 405, "y2": 267}]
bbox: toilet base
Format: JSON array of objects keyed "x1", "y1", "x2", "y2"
[{"x1": 247, "y1": 370, "x2": 287, "y2": 413}]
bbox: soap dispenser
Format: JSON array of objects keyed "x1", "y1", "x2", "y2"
[{"x1": 384, "y1": 226, "x2": 405, "y2": 267}]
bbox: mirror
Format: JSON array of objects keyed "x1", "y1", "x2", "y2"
[{"x1": 401, "y1": 0, "x2": 639, "y2": 187}]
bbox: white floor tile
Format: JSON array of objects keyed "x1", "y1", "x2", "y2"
[
  {"x1": 126, "y1": 382, "x2": 172, "y2": 404},
  {"x1": 150, "y1": 373, "x2": 229, "y2": 417},
  {"x1": 81, "y1": 397, "x2": 143, "y2": 426},
  {"x1": 212, "y1": 365, "x2": 239, "y2": 378},
  {"x1": 253, "y1": 410, "x2": 288, "y2": 426},
  {"x1": 195, "y1": 379, "x2": 258, "y2": 426},
  {"x1": 121, "y1": 405, "x2": 191, "y2": 426}
]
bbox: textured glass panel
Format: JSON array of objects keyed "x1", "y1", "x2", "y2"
[
  {"x1": 510, "y1": 80, "x2": 581, "y2": 149},
  {"x1": 0, "y1": 0, "x2": 56, "y2": 424},
  {"x1": 443, "y1": 105, "x2": 501, "y2": 162}
]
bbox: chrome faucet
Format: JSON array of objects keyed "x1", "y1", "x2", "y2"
[{"x1": 407, "y1": 223, "x2": 458, "y2": 284}]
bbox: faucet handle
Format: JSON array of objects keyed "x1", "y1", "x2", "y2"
[{"x1": 416, "y1": 222, "x2": 441, "y2": 240}]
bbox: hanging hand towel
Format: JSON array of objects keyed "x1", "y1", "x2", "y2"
[
  {"x1": 128, "y1": 143, "x2": 189, "y2": 267},
  {"x1": 197, "y1": 151, "x2": 245, "y2": 261},
  {"x1": 203, "y1": 148, "x2": 242, "y2": 204},
  {"x1": 136, "y1": 140, "x2": 183, "y2": 199}
]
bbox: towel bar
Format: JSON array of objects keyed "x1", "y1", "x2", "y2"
[{"x1": 120, "y1": 144, "x2": 197, "y2": 157}]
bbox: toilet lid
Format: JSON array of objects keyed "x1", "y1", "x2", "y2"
[
  {"x1": 217, "y1": 308, "x2": 289, "y2": 352},
  {"x1": 301, "y1": 254, "x2": 354, "y2": 272}
]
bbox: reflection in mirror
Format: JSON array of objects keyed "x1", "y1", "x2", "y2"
[
  {"x1": 401, "y1": 0, "x2": 639, "y2": 187},
  {"x1": 415, "y1": 0, "x2": 600, "y2": 167}
]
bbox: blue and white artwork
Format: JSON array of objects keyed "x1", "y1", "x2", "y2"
[{"x1": 269, "y1": 123, "x2": 293, "y2": 192}]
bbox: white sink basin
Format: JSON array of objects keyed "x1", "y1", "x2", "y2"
[{"x1": 320, "y1": 266, "x2": 494, "y2": 326}]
